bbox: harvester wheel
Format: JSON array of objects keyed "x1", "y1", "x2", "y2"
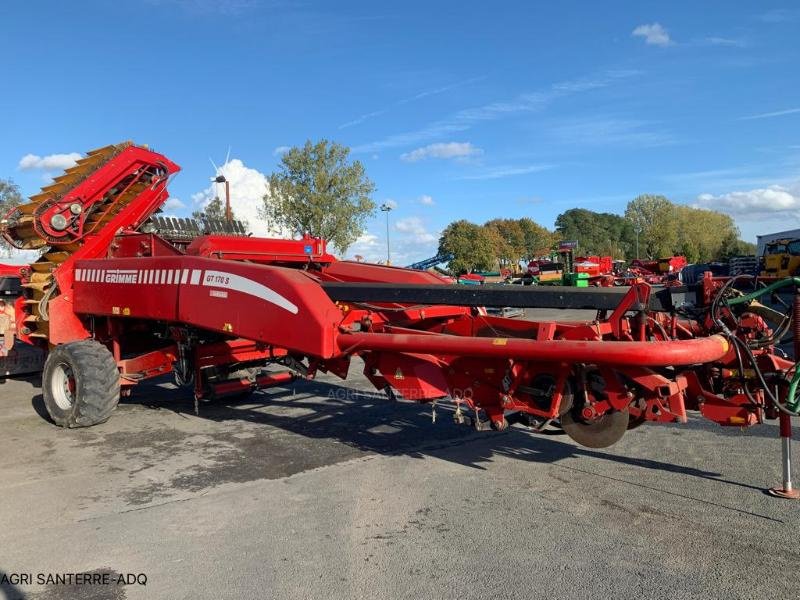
[{"x1": 42, "y1": 340, "x2": 120, "y2": 427}]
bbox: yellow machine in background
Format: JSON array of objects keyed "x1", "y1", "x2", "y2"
[{"x1": 760, "y1": 238, "x2": 800, "y2": 278}]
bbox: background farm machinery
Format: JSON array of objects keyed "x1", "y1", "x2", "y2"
[{"x1": 1, "y1": 142, "x2": 799, "y2": 497}]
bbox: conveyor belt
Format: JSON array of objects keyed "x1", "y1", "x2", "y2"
[{"x1": 322, "y1": 282, "x2": 696, "y2": 312}]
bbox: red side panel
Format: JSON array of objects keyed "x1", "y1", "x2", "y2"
[
  {"x1": 319, "y1": 260, "x2": 452, "y2": 285},
  {"x1": 185, "y1": 234, "x2": 335, "y2": 265},
  {"x1": 72, "y1": 257, "x2": 343, "y2": 357}
]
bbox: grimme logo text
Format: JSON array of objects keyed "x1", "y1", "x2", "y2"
[{"x1": 104, "y1": 270, "x2": 138, "y2": 284}]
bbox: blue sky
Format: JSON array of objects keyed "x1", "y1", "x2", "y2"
[{"x1": 1, "y1": 1, "x2": 799, "y2": 264}]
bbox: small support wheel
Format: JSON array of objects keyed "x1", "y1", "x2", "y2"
[
  {"x1": 490, "y1": 417, "x2": 509, "y2": 431},
  {"x1": 42, "y1": 340, "x2": 120, "y2": 427},
  {"x1": 561, "y1": 409, "x2": 629, "y2": 448}
]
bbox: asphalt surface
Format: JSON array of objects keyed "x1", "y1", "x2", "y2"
[{"x1": 1, "y1": 309, "x2": 799, "y2": 599}]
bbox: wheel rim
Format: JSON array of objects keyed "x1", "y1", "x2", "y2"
[{"x1": 51, "y1": 362, "x2": 76, "y2": 410}]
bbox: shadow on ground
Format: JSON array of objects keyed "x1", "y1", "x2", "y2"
[{"x1": 125, "y1": 376, "x2": 769, "y2": 491}]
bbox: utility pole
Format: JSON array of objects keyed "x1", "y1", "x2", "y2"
[{"x1": 380, "y1": 203, "x2": 393, "y2": 264}]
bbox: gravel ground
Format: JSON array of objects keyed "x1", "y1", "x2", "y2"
[{"x1": 1, "y1": 309, "x2": 799, "y2": 599}]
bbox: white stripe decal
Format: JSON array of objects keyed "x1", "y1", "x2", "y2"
[
  {"x1": 202, "y1": 270, "x2": 298, "y2": 314},
  {"x1": 174, "y1": 269, "x2": 181, "y2": 284},
  {"x1": 149, "y1": 270, "x2": 154, "y2": 284},
  {"x1": 190, "y1": 269, "x2": 201, "y2": 285},
  {"x1": 181, "y1": 269, "x2": 189, "y2": 284},
  {"x1": 167, "y1": 270, "x2": 173, "y2": 285},
  {"x1": 75, "y1": 269, "x2": 83, "y2": 282}
]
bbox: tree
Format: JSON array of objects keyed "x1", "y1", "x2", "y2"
[
  {"x1": 624, "y1": 194, "x2": 679, "y2": 259},
  {"x1": 625, "y1": 195, "x2": 743, "y2": 262},
  {"x1": 719, "y1": 233, "x2": 756, "y2": 259},
  {"x1": 518, "y1": 217, "x2": 556, "y2": 260},
  {"x1": 674, "y1": 205, "x2": 739, "y2": 263},
  {"x1": 263, "y1": 140, "x2": 376, "y2": 253},
  {"x1": 439, "y1": 220, "x2": 496, "y2": 274},
  {"x1": 555, "y1": 208, "x2": 636, "y2": 258},
  {"x1": 0, "y1": 178, "x2": 23, "y2": 256},
  {"x1": 191, "y1": 196, "x2": 239, "y2": 222},
  {"x1": 484, "y1": 218, "x2": 525, "y2": 266}
]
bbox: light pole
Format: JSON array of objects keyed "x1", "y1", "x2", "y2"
[
  {"x1": 380, "y1": 203, "x2": 393, "y2": 264},
  {"x1": 214, "y1": 174, "x2": 232, "y2": 223}
]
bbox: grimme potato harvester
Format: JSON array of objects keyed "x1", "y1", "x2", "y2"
[{"x1": 2, "y1": 142, "x2": 800, "y2": 496}]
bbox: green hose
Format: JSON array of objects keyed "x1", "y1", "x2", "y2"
[
  {"x1": 787, "y1": 366, "x2": 800, "y2": 413},
  {"x1": 725, "y1": 277, "x2": 800, "y2": 306}
]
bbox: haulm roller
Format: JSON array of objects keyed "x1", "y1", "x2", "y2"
[{"x1": 1, "y1": 142, "x2": 799, "y2": 497}]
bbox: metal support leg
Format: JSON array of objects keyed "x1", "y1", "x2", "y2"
[
  {"x1": 769, "y1": 286, "x2": 800, "y2": 498},
  {"x1": 769, "y1": 410, "x2": 800, "y2": 498}
]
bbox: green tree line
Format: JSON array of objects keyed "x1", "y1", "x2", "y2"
[{"x1": 439, "y1": 195, "x2": 755, "y2": 274}]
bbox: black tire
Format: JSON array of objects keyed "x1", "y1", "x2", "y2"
[{"x1": 42, "y1": 340, "x2": 120, "y2": 427}]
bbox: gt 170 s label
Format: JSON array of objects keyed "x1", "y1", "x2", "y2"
[{"x1": 204, "y1": 273, "x2": 230, "y2": 285}]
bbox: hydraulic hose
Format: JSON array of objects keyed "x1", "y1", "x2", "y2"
[
  {"x1": 720, "y1": 276, "x2": 800, "y2": 413},
  {"x1": 725, "y1": 277, "x2": 800, "y2": 306}
]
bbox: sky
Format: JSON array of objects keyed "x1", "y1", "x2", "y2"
[{"x1": 1, "y1": 1, "x2": 799, "y2": 265}]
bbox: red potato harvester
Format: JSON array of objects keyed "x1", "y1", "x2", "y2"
[{"x1": 1, "y1": 142, "x2": 800, "y2": 497}]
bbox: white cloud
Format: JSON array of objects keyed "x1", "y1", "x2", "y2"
[
  {"x1": 419, "y1": 194, "x2": 434, "y2": 206},
  {"x1": 164, "y1": 197, "x2": 186, "y2": 211},
  {"x1": 192, "y1": 158, "x2": 288, "y2": 237},
  {"x1": 339, "y1": 109, "x2": 388, "y2": 130},
  {"x1": 549, "y1": 116, "x2": 676, "y2": 148},
  {"x1": 353, "y1": 69, "x2": 641, "y2": 154},
  {"x1": 146, "y1": 0, "x2": 257, "y2": 16},
  {"x1": 394, "y1": 216, "x2": 437, "y2": 244},
  {"x1": 0, "y1": 248, "x2": 42, "y2": 264},
  {"x1": 457, "y1": 164, "x2": 556, "y2": 180},
  {"x1": 704, "y1": 36, "x2": 746, "y2": 47},
  {"x1": 338, "y1": 76, "x2": 484, "y2": 129},
  {"x1": 18, "y1": 152, "x2": 81, "y2": 171},
  {"x1": 759, "y1": 9, "x2": 800, "y2": 23},
  {"x1": 344, "y1": 217, "x2": 440, "y2": 265},
  {"x1": 632, "y1": 23, "x2": 673, "y2": 47},
  {"x1": 696, "y1": 183, "x2": 800, "y2": 217},
  {"x1": 400, "y1": 142, "x2": 482, "y2": 162},
  {"x1": 272, "y1": 145, "x2": 291, "y2": 157},
  {"x1": 346, "y1": 232, "x2": 381, "y2": 260},
  {"x1": 739, "y1": 107, "x2": 800, "y2": 120}
]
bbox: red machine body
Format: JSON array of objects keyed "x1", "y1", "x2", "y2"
[
  {"x1": 2, "y1": 142, "x2": 798, "y2": 460},
  {"x1": 575, "y1": 256, "x2": 613, "y2": 278}
]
